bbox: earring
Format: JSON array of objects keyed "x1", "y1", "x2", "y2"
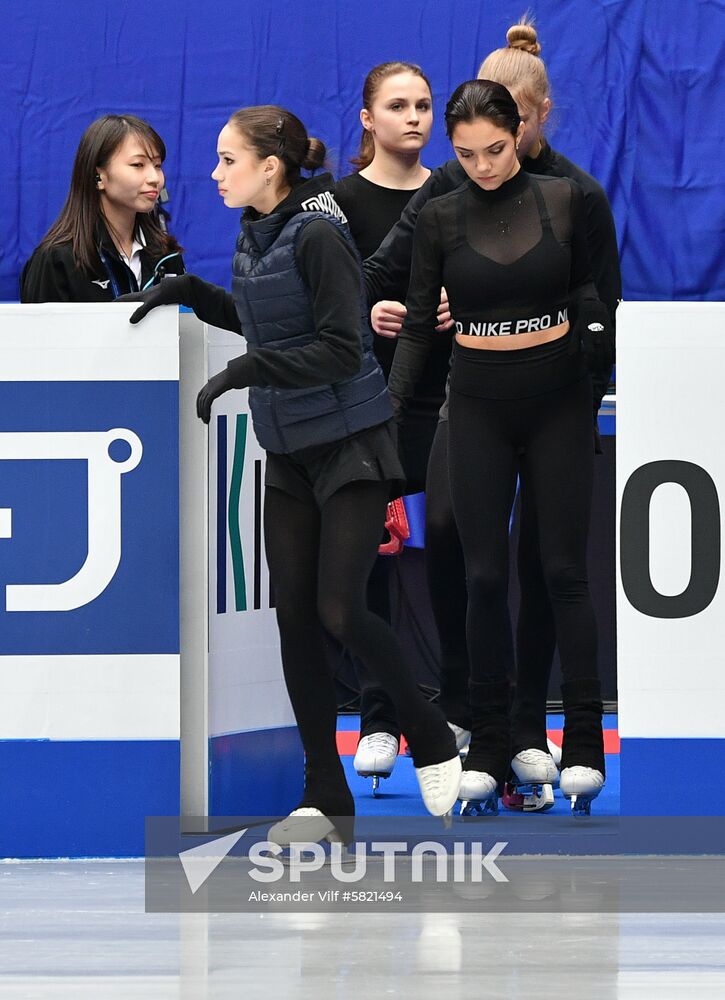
[
  {"x1": 265, "y1": 176, "x2": 272, "y2": 186},
  {"x1": 516, "y1": 142, "x2": 520, "y2": 150}
]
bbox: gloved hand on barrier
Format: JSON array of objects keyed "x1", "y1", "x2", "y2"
[{"x1": 116, "y1": 274, "x2": 242, "y2": 333}]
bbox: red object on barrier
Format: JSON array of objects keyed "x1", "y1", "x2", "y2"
[{"x1": 378, "y1": 497, "x2": 410, "y2": 555}]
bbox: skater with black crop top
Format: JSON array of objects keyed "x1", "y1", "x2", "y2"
[
  {"x1": 366, "y1": 17, "x2": 619, "y2": 813},
  {"x1": 334, "y1": 61, "x2": 455, "y2": 790},
  {"x1": 118, "y1": 104, "x2": 461, "y2": 842},
  {"x1": 389, "y1": 80, "x2": 611, "y2": 815}
]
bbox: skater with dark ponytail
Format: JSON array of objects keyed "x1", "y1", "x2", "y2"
[
  {"x1": 335, "y1": 61, "x2": 457, "y2": 792},
  {"x1": 364, "y1": 16, "x2": 619, "y2": 815},
  {"x1": 118, "y1": 104, "x2": 461, "y2": 842},
  {"x1": 388, "y1": 78, "x2": 610, "y2": 815}
]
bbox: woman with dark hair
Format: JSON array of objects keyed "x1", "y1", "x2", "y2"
[
  {"x1": 365, "y1": 16, "x2": 619, "y2": 814},
  {"x1": 388, "y1": 80, "x2": 610, "y2": 815},
  {"x1": 334, "y1": 62, "x2": 456, "y2": 791},
  {"x1": 21, "y1": 114, "x2": 184, "y2": 301},
  {"x1": 119, "y1": 104, "x2": 461, "y2": 844}
]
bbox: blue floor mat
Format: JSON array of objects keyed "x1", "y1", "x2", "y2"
[{"x1": 342, "y1": 714, "x2": 620, "y2": 818}]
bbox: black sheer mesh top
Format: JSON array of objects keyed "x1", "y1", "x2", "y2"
[{"x1": 388, "y1": 169, "x2": 597, "y2": 404}]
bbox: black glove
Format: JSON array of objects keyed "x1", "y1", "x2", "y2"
[
  {"x1": 577, "y1": 298, "x2": 613, "y2": 370},
  {"x1": 117, "y1": 274, "x2": 242, "y2": 333},
  {"x1": 196, "y1": 370, "x2": 236, "y2": 424},
  {"x1": 116, "y1": 276, "x2": 192, "y2": 324},
  {"x1": 573, "y1": 297, "x2": 614, "y2": 417}
]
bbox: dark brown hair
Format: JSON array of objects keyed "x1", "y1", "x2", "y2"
[
  {"x1": 444, "y1": 80, "x2": 521, "y2": 139},
  {"x1": 39, "y1": 114, "x2": 182, "y2": 274},
  {"x1": 228, "y1": 105, "x2": 326, "y2": 185},
  {"x1": 351, "y1": 61, "x2": 432, "y2": 170}
]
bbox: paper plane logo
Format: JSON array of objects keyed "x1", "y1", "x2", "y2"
[{"x1": 179, "y1": 829, "x2": 248, "y2": 894}]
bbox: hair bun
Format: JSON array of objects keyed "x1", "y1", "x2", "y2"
[
  {"x1": 506, "y1": 22, "x2": 541, "y2": 56},
  {"x1": 302, "y1": 136, "x2": 326, "y2": 171}
]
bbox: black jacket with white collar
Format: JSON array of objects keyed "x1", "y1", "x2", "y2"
[{"x1": 20, "y1": 221, "x2": 185, "y2": 302}]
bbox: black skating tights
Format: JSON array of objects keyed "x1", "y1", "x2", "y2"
[
  {"x1": 447, "y1": 377, "x2": 599, "y2": 696},
  {"x1": 425, "y1": 418, "x2": 558, "y2": 752},
  {"x1": 263, "y1": 479, "x2": 456, "y2": 816}
]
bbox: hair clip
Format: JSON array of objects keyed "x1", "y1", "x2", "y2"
[{"x1": 275, "y1": 116, "x2": 286, "y2": 156}]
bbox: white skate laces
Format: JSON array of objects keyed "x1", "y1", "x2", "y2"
[
  {"x1": 511, "y1": 749, "x2": 560, "y2": 785},
  {"x1": 414, "y1": 755, "x2": 462, "y2": 816},
  {"x1": 354, "y1": 732, "x2": 400, "y2": 777}
]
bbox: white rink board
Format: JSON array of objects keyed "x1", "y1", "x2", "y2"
[
  {"x1": 0, "y1": 304, "x2": 180, "y2": 741},
  {"x1": 0, "y1": 303, "x2": 179, "y2": 380},
  {"x1": 616, "y1": 301, "x2": 725, "y2": 738},
  {"x1": 0, "y1": 654, "x2": 179, "y2": 739}
]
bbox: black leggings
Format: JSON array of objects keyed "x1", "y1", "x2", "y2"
[
  {"x1": 354, "y1": 554, "x2": 401, "y2": 740},
  {"x1": 447, "y1": 377, "x2": 598, "y2": 693},
  {"x1": 424, "y1": 421, "x2": 470, "y2": 729},
  {"x1": 426, "y1": 418, "x2": 558, "y2": 748},
  {"x1": 357, "y1": 409, "x2": 440, "y2": 740},
  {"x1": 264, "y1": 479, "x2": 455, "y2": 813}
]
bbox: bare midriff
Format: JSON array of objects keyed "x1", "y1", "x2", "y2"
[{"x1": 455, "y1": 320, "x2": 570, "y2": 351}]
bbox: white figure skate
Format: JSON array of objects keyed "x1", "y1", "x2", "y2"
[
  {"x1": 268, "y1": 808, "x2": 345, "y2": 847},
  {"x1": 354, "y1": 732, "x2": 399, "y2": 796},
  {"x1": 547, "y1": 738, "x2": 562, "y2": 767},
  {"x1": 416, "y1": 755, "x2": 463, "y2": 816},
  {"x1": 560, "y1": 766, "x2": 605, "y2": 816},
  {"x1": 458, "y1": 770, "x2": 499, "y2": 817},
  {"x1": 448, "y1": 722, "x2": 471, "y2": 757},
  {"x1": 508, "y1": 748, "x2": 559, "y2": 812}
]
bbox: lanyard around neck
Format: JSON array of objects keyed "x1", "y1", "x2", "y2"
[{"x1": 97, "y1": 246, "x2": 137, "y2": 299}]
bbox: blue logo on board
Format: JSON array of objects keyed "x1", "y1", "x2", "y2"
[{"x1": 0, "y1": 381, "x2": 179, "y2": 655}]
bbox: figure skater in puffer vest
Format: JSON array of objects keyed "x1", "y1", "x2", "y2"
[{"x1": 119, "y1": 104, "x2": 461, "y2": 845}]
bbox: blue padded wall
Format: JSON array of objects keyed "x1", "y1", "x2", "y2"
[{"x1": 2, "y1": 0, "x2": 723, "y2": 301}]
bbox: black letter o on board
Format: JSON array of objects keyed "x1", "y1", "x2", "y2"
[{"x1": 620, "y1": 460, "x2": 720, "y2": 618}]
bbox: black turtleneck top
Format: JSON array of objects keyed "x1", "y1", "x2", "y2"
[
  {"x1": 364, "y1": 141, "x2": 620, "y2": 324},
  {"x1": 388, "y1": 168, "x2": 598, "y2": 407}
]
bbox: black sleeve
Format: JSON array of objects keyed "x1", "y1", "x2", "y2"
[
  {"x1": 386, "y1": 202, "x2": 444, "y2": 418},
  {"x1": 363, "y1": 159, "x2": 465, "y2": 304},
  {"x1": 180, "y1": 274, "x2": 241, "y2": 333},
  {"x1": 567, "y1": 181, "x2": 614, "y2": 409},
  {"x1": 20, "y1": 248, "x2": 73, "y2": 302},
  {"x1": 568, "y1": 180, "x2": 600, "y2": 302},
  {"x1": 226, "y1": 219, "x2": 362, "y2": 390},
  {"x1": 581, "y1": 183, "x2": 621, "y2": 330}
]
